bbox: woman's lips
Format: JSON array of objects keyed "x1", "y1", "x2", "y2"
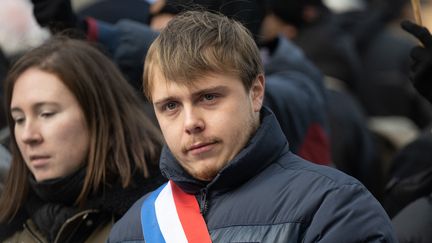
[{"x1": 29, "y1": 155, "x2": 50, "y2": 167}]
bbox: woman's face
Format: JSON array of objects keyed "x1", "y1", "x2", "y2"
[{"x1": 10, "y1": 68, "x2": 90, "y2": 182}]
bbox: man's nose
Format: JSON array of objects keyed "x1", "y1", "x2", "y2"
[{"x1": 184, "y1": 107, "x2": 205, "y2": 135}]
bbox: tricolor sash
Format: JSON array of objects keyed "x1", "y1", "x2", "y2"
[{"x1": 141, "y1": 180, "x2": 212, "y2": 243}]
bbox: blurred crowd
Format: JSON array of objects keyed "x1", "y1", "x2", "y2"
[{"x1": 0, "y1": 0, "x2": 431, "y2": 242}]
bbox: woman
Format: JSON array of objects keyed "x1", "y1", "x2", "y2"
[{"x1": 0, "y1": 37, "x2": 165, "y2": 242}]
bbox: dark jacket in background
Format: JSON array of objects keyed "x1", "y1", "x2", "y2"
[
  {"x1": 383, "y1": 132, "x2": 432, "y2": 218},
  {"x1": 78, "y1": 0, "x2": 151, "y2": 25},
  {"x1": 325, "y1": 88, "x2": 381, "y2": 198},
  {"x1": 392, "y1": 192, "x2": 432, "y2": 243},
  {"x1": 87, "y1": 19, "x2": 158, "y2": 93},
  {"x1": 85, "y1": 19, "x2": 159, "y2": 125},
  {"x1": 264, "y1": 36, "x2": 331, "y2": 164}
]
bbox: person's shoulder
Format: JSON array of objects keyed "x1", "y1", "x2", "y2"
[
  {"x1": 107, "y1": 195, "x2": 147, "y2": 243},
  {"x1": 273, "y1": 151, "x2": 384, "y2": 210},
  {"x1": 277, "y1": 156, "x2": 397, "y2": 241},
  {"x1": 278, "y1": 152, "x2": 363, "y2": 188}
]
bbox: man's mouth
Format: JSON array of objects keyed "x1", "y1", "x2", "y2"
[{"x1": 184, "y1": 140, "x2": 219, "y2": 155}]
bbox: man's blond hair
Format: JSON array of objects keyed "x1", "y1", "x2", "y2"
[{"x1": 143, "y1": 10, "x2": 263, "y2": 101}]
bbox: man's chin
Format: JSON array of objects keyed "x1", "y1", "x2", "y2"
[
  {"x1": 186, "y1": 165, "x2": 220, "y2": 182},
  {"x1": 190, "y1": 170, "x2": 217, "y2": 181}
]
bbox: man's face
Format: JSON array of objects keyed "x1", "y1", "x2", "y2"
[{"x1": 151, "y1": 68, "x2": 264, "y2": 181}]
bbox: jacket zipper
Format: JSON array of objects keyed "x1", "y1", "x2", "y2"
[
  {"x1": 54, "y1": 209, "x2": 99, "y2": 243},
  {"x1": 23, "y1": 223, "x2": 44, "y2": 243},
  {"x1": 199, "y1": 188, "x2": 208, "y2": 216}
]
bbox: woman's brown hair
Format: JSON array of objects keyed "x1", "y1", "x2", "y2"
[{"x1": 0, "y1": 37, "x2": 163, "y2": 222}]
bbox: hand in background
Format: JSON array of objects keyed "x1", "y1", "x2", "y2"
[{"x1": 401, "y1": 20, "x2": 432, "y2": 103}]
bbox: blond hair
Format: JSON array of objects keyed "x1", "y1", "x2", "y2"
[{"x1": 143, "y1": 10, "x2": 263, "y2": 101}]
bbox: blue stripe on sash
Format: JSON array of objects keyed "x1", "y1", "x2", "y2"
[{"x1": 141, "y1": 182, "x2": 168, "y2": 243}]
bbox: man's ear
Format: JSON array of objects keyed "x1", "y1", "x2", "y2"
[{"x1": 250, "y1": 74, "x2": 265, "y2": 112}]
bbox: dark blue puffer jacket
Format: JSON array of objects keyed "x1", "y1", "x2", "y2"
[{"x1": 108, "y1": 107, "x2": 396, "y2": 243}]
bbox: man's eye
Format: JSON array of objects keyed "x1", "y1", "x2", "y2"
[
  {"x1": 203, "y1": 94, "x2": 215, "y2": 101},
  {"x1": 165, "y1": 102, "x2": 178, "y2": 111}
]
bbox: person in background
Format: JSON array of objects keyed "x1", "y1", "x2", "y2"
[
  {"x1": 0, "y1": 0, "x2": 52, "y2": 131},
  {"x1": 108, "y1": 10, "x2": 396, "y2": 242},
  {"x1": 260, "y1": 0, "x2": 381, "y2": 196},
  {"x1": 0, "y1": 37, "x2": 165, "y2": 242},
  {"x1": 382, "y1": 19, "x2": 432, "y2": 243}
]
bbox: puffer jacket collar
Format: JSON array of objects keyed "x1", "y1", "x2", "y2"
[{"x1": 159, "y1": 106, "x2": 289, "y2": 194}]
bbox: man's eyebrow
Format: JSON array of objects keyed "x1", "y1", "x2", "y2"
[
  {"x1": 192, "y1": 86, "x2": 228, "y2": 98},
  {"x1": 153, "y1": 85, "x2": 228, "y2": 106},
  {"x1": 153, "y1": 96, "x2": 179, "y2": 106}
]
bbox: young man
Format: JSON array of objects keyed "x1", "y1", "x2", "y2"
[{"x1": 108, "y1": 10, "x2": 396, "y2": 242}]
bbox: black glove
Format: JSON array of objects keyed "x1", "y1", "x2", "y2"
[
  {"x1": 401, "y1": 20, "x2": 432, "y2": 103},
  {"x1": 31, "y1": 0, "x2": 79, "y2": 33}
]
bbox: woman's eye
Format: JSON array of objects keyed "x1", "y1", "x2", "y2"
[
  {"x1": 13, "y1": 117, "x2": 25, "y2": 125},
  {"x1": 40, "y1": 112, "x2": 54, "y2": 118}
]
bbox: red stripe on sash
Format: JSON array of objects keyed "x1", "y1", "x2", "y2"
[{"x1": 171, "y1": 181, "x2": 212, "y2": 243}]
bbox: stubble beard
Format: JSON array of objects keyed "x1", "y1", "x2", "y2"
[{"x1": 187, "y1": 110, "x2": 260, "y2": 182}]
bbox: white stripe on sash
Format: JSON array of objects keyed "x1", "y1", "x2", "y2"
[{"x1": 155, "y1": 181, "x2": 189, "y2": 243}]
